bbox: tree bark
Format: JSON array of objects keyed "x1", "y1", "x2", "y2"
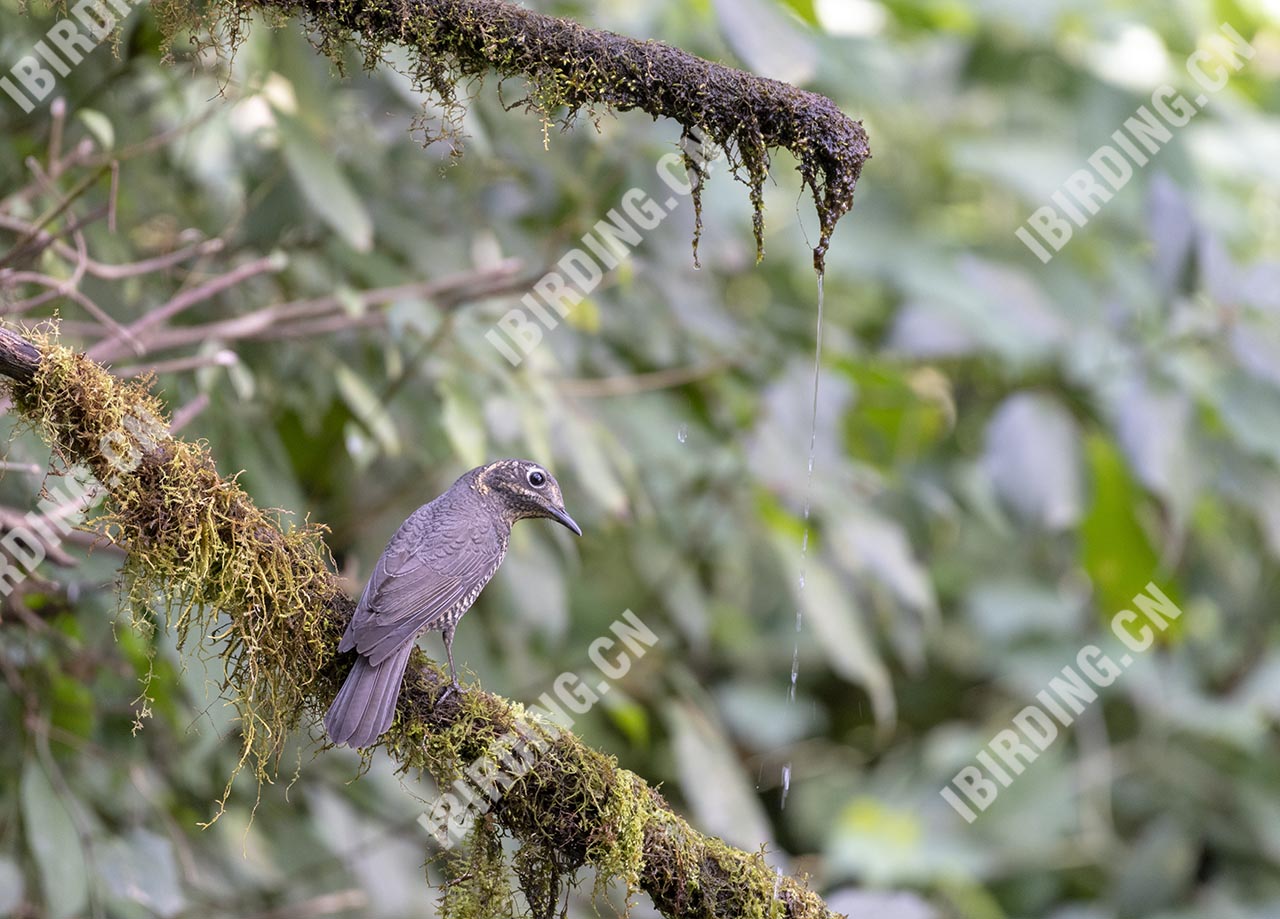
[{"x1": 158, "y1": 0, "x2": 869, "y2": 269}]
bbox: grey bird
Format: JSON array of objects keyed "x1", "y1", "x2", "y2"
[{"x1": 325, "y1": 459, "x2": 581, "y2": 748}]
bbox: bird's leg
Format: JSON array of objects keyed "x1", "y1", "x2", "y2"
[{"x1": 438, "y1": 628, "x2": 463, "y2": 702}]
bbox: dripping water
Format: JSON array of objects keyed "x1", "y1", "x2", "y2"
[
  {"x1": 677, "y1": 423, "x2": 689, "y2": 444},
  {"x1": 780, "y1": 271, "x2": 825, "y2": 814},
  {"x1": 788, "y1": 647, "x2": 800, "y2": 703}
]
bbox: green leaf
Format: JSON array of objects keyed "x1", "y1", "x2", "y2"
[
  {"x1": 983, "y1": 392, "x2": 1082, "y2": 529},
  {"x1": 1080, "y1": 434, "x2": 1173, "y2": 627},
  {"x1": 1213, "y1": 373, "x2": 1280, "y2": 465},
  {"x1": 1111, "y1": 817, "x2": 1196, "y2": 915},
  {"x1": 20, "y1": 759, "x2": 88, "y2": 919},
  {"x1": 98, "y1": 831, "x2": 186, "y2": 918},
  {"x1": 76, "y1": 110, "x2": 114, "y2": 150},
  {"x1": 666, "y1": 701, "x2": 773, "y2": 849},
  {"x1": 777, "y1": 0, "x2": 819, "y2": 26},
  {"x1": 564, "y1": 296, "x2": 600, "y2": 333},
  {"x1": 49, "y1": 673, "x2": 96, "y2": 744},
  {"x1": 717, "y1": 681, "x2": 824, "y2": 750},
  {"x1": 335, "y1": 284, "x2": 366, "y2": 317},
  {"x1": 840, "y1": 361, "x2": 951, "y2": 470},
  {"x1": 438, "y1": 379, "x2": 487, "y2": 468},
  {"x1": 276, "y1": 113, "x2": 373, "y2": 252},
  {"x1": 831, "y1": 507, "x2": 938, "y2": 623},
  {"x1": 600, "y1": 689, "x2": 650, "y2": 748},
  {"x1": 0, "y1": 857, "x2": 25, "y2": 917},
  {"x1": 712, "y1": 0, "x2": 817, "y2": 84},
  {"x1": 335, "y1": 363, "x2": 401, "y2": 456}
]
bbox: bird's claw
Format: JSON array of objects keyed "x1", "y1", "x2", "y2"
[{"x1": 437, "y1": 681, "x2": 465, "y2": 704}]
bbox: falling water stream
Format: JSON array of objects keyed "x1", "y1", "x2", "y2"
[
  {"x1": 780, "y1": 271, "x2": 825, "y2": 813},
  {"x1": 773, "y1": 273, "x2": 826, "y2": 906}
]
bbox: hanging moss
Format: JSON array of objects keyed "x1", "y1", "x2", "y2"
[
  {"x1": 0, "y1": 325, "x2": 843, "y2": 919},
  {"x1": 442, "y1": 817, "x2": 518, "y2": 919},
  {"x1": 151, "y1": 0, "x2": 870, "y2": 270},
  {"x1": 5, "y1": 332, "x2": 341, "y2": 797}
]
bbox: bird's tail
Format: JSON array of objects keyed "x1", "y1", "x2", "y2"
[{"x1": 324, "y1": 642, "x2": 415, "y2": 748}]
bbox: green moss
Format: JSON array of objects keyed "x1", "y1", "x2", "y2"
[
  {"x1": 588, "y1": 769, "x2": 647, "y2": 909},
  {"x1": 383, "y1": 652, "x2": 658, "y2": 916},
  {"x1": 149, "y1": 0, "x2": 869, "y2": 271},
  {"x1": 442, "y1": 817, "x2": 517, "y2": 919}
]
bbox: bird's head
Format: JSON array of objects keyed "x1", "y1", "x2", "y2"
[{"x1": 475, "y1": 459, "x2": 582, "y2": 535}]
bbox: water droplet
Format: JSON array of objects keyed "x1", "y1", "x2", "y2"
[
  {"x1": 788, "y1": 647, "x2": 800, "y2": 702},
  {"x1": 780, "y1": 763, "x2": 793, "y2": 809},
  {"x1": 676, "y1": 424, "x2": 688, "y2": 444}
]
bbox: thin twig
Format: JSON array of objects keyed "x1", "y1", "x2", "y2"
[
  {"x1": 0, "y1": 139, "x2": 96, "y2": 213},
  {"x1": 0, "y1": 163, "x2": 112, "y2": 269},
  {"x1": 171, "y1": 393, "x2": 212, "y2": 432},
  {"x1": 107, "y1": 161, "x2": 119, "y2": 233},
  {"x1": 47, "y1": 99, "x2": 66, "y2": 178},
  {"x1": 0, "y1": 505, "x2": 78, "y2": 567},
  {"x1": 0, "y1": 205, "x2": 111, "y2": 277},
  {"x1": 85, "y1": 109, "x2": 218, "y2": 167},
  {"x1": 113, "y1": 350, "x2": 239, "y2": 377},
  {"x1": 0, "y1": 213, "x2": 225, "y2": 279},
  {"x1": 114, "y1": 261, "x2": 527, "y2": 354},
  {"x1": 1, "y1": 271, "x2": 139, "y2": 347},
  {"x1": 0, "y1": 460, "x2": 44, "y2": 475},
  {"x1": 88, "y1": 253, "x2": 286, "y2": 360}
]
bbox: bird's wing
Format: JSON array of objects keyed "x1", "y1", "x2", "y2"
[{"x1": 342, "y1": 507, "x2": 502, "y2": 665}]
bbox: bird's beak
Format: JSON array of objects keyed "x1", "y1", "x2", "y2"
[{"x1": 548, "y1": 506, "x2": 582, "y2": 536}]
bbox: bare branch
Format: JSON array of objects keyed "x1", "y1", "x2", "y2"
[
  {"x1": 111, "y1": 260, "x2": 527, "y2": 354},
  {"x1": 87, "y1": 253, "x2": 287, "y2": 361},
  {"x1": 112, "y1": 350, "x2": 239, "y2": 378}
]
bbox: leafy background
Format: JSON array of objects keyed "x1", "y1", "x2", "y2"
[{"x1": 2, "y1": 0, "x2": 1279, "y2": 917}]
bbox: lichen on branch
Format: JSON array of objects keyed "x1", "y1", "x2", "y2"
[
  {"x1": 153, "y1": 0, "x2": 870, "y2": 270},
  {"x1": 0, "y1": 323, "x2": 844, "y2": 919}
]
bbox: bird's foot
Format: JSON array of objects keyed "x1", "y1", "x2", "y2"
[{"x1": 437, "y1": 680, "x2": 465, "y2": 705}]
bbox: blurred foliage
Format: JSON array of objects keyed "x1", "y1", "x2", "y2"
[{"x1": 1, "y1": 1, "x2": 1279, "y2": 918}]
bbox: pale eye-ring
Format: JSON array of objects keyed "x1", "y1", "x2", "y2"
[{"x1": 527, "y1": 469, "x2": 547, "y2": 488}]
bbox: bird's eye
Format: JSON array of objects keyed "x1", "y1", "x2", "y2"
[{"x1": 527, "y1": 469, "x2": 547, "y2": 487}]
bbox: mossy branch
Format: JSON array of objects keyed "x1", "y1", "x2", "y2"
[
  {"x1": 154, "y1": 0, "x2": 869, "y2": 270},
  {"x1": 0, "y1": 323, "x2": 845, "y2": 919}
]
